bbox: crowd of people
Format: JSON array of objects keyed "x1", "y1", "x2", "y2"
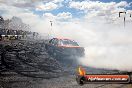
[
  {"x1": 0, "y1": 16, "x2": 39, "y2": 41},
  {"x1": 0, "y1": 28, "x2": 39, "y2": 41},
  {"x1": 0, "y1": 28, "x2": 28, "y2": 35}
]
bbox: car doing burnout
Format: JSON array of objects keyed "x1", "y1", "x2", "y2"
[{"x1": 45, "y1": 38, "x2": 85, "y2": 57}]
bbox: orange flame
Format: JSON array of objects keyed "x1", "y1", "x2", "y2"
[{"x1": 78, "y1": 66, "x2": 86, "y2": 76}]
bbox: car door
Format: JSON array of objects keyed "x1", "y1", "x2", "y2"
[
  {"x1": 47, "y1": 39, "x2": 55, "y2": 52},
  {"x1": 47, "y1": 38, "x2": 58, "y2": 54},
  {"x1": 52, "y1": 38, "x2": 59, "y2": 53}
]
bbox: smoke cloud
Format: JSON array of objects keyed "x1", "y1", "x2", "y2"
[
  {"x1": 1, "y1": 0, "x2": 132, "y2": 72},
  {"x1": 4, "y1": 11, "x2": 132, "y2": 72},
  {"x1": 37, "y1": 16, "x2": 132, "y2": 72}
]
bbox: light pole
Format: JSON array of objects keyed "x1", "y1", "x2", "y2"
[
  {"x1": 130, "y1": 13, "x2": 132, "y2": 17},
  {"x1": 50, "y1": 21, "x2": 53, "y2": 31},
  {"x1": 49, "y1": 21, "x2": 53, "y2": 38},
  {"x1": 119, "y1": 11, "x2": 126, "y2": 28}
]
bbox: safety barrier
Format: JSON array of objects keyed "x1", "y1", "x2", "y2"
[{"x1": 0, "y1": 35, "x2": 23, "y2": 41}]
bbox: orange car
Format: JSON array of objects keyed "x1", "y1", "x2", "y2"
[{"x1": 45, "y1": 38, "x2": 85, "y2": 58}]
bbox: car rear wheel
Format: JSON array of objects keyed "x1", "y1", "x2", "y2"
[{"x1": 76, "y1": 75, "x2": 85, "y2": 86}]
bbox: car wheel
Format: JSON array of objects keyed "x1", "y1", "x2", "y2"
[{"x1": 76, "y1": 75, "x2": 85, "y2": 86}]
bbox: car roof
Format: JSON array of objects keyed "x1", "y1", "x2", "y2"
[{"x1": 53, "y1": 37, "x2": 73, "y2": 40}]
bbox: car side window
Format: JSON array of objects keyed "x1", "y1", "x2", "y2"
[
  {"x1": 49, "y1": 39, "x2": 53, "y2": 44},
  {"x1": 51, "y1": 39, "x2": 55, "y2": 45},
  {"x1": 49, "y1": 38, "x2": 59, "y2": 46},
  {"x1": 53, "y1": 39, "x2": 59, "y2": 46},
  {"x1": 59, "y1": 40, "x2": 63, "y2": 46}
]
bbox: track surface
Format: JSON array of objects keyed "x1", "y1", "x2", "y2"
[{"x1": 0, "y1": 40, "x2": 132, "y2": 88}]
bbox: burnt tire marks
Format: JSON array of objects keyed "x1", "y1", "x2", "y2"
[{"x1": 0, "y1": 40, "x2": 63, "y2": 79}]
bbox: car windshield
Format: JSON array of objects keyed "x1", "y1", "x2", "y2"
[{"x1": 60, "y1": 39, "x2": 79, "y2": 46}]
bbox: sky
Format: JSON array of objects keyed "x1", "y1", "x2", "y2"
[
  {"x1": 1, "y1": 0, "x2": 132, "y2": 71},
  {"x1": 0, "y1": 0, "x2": 132, "y2": 32},
  {"x1": 0, "y1": 0, "x2": 132, "y2": 22}
]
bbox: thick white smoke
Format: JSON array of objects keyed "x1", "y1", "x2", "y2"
[
  {"x1": 43, "y1": 17, "x2": 132, "y2": 72},
  {"x1": 13, "y1": 13, "x2": 132, "y2": 72},
  {"x1": 1, "y1": 0, "x2": 132, "y2": 72}
]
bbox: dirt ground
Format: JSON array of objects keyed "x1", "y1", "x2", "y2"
[
  {"x1": 0, "y1": 40, "x2": 132, "y2": 88},
  {"x1": 0, "y1": 72, "x2": 132, "y2": 88}
]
